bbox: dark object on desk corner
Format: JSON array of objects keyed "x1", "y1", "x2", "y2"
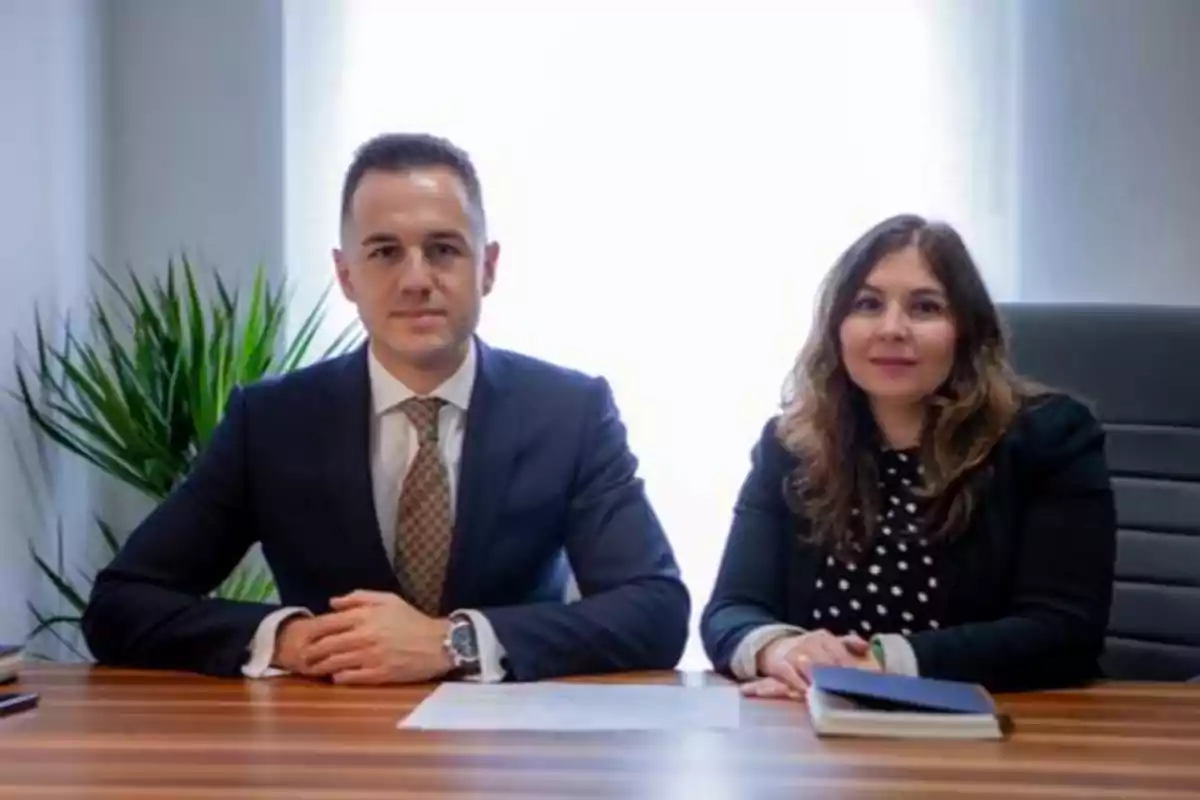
[
  {"x1": 0, "y1": 692, "x2": 39, "y2": 718},
  {"x1": 806, "y1": 666, "x2": 1012, "y2": 740},
  {"x1": 0, "y1": 645, "x2": 22, "y2": 686}
]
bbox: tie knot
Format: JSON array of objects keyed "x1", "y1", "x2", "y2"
[{"x1": 400, "y1": 397, "x2": 445, "y2": 443}]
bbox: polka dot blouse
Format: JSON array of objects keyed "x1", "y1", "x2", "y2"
[{"x1": 807, "y1": 447, "x2": 948, "y2": 637}]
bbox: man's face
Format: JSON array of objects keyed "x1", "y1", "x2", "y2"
[{"x1": 334, "y1": 166, "x2": 498, "y2": 371}]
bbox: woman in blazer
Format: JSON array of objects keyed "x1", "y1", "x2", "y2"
[{"x1": 701, "y1": 214, "x2": 1117, "y2": 697}]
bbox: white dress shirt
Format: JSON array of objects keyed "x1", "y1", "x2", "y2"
[{"x1": 242, "y1": 340, "x2": 507, "y2": 682}]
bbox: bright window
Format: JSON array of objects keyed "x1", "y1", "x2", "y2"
[{"x1": 287, "y1": 0, "x2": 1016, "y2": 668}]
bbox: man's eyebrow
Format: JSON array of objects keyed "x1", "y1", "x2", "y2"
[
  {"x1": 427, "y1": 230, "x2": 469, "y2": 243},
  {"x1": 359, "y1": 230, "x2": 472, "y2": 247},
  {"x1": 360, "y1": 233, "x2": 399, "y2": 247}
]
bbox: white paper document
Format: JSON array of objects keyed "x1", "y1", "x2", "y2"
[{"x1": 398, "y1": 682, "x2": 742, "y2": 731}]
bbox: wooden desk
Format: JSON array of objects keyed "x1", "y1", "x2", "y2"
[{"x1": 1, "y1": 667, "x2": 1197, "y2": 799}]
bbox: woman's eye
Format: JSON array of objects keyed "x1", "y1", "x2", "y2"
[
  {"x1": 852, "y1": 295, "x2": 881, "y2": 312},
  {"x1": 911, "y1": 299, "x2": 945, "y2": 316}
]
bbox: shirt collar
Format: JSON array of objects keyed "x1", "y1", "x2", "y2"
[{"x1": 368, "y1": 339, "x2": 477, "y2": 417}]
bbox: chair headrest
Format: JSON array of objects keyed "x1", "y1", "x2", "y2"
[{"x1": 997, "y1": 302, "x2": 1200, "y2": 425}]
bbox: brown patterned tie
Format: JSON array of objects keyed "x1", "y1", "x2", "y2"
[{"x1": 394, "y1": 397, "x2": 452, "y2": 615}]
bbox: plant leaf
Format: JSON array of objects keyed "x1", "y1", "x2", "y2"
[
  {"x1": 27, "y1": 602, "x2": 87, "y2": 660},
  {"x1": 95, "y1": 518, "x2": 122, "y2": 555},
  {"x1": 30, "y1": 546, "x2": 88, "y2": 612},
  {"x1": 14, "y1": 258, "x2": 356, "y2": 606},
  {"x1": 28, "y1": 613, "x2": 82, "y2": 641}
]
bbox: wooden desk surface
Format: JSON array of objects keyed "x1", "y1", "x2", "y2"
[{"x1": 1, "y1": 666, "x2": 1198, "y2": 799}]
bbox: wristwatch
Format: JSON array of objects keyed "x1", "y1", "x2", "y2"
[{"x1": 443, "y1": 614, "x2": 481, "y2": 676}]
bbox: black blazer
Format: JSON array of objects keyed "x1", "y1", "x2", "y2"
[
  {"x1": 81, "y1": 340, "x2": 689, "y2": 680},
  {"x1": 700, "y1": 393, "x2": 1118, "y2": 692}
]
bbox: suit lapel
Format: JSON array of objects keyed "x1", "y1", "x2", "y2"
[
  {"x1": 442, "y1": 339, "x2": 519, "y2": 610},
  {"x1": 322, "y1": 344, "x2": 403, "y2": 597}
]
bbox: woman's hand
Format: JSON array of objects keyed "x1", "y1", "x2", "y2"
[{"x1": 741, "y1": 629, "x2": 881, "y2": 699}]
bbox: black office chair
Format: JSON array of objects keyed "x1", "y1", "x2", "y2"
[{"x1": 1000, "y1": 303, "x2": 1200, "y2": 681}]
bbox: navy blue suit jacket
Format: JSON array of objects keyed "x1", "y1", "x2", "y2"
[{"x1": 81, "y1": 340, "x2": 690, "y2": 680}]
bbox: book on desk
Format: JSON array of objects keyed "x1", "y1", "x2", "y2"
[{"x1": 806, "y1": 666, "x2": 1012, "y2": 740}]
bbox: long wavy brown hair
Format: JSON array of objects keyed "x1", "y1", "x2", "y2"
[{"x1": 778, "y1": 214, "x2": 1042, "y2": 555}]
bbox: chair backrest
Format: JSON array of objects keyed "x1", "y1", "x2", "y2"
[{"x1": 999, "y1": 302, "x2": 1200, "y2": 681}]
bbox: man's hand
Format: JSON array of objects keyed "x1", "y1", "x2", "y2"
[
  {"x1": 272, "y1": 615, "x2": 327, "y2": 676},
  {"x1": 743, "y1": 629, "x2": 881, "y2": 699},
  {"x1": 298, "y1": 590, "x2": 455, "y2": 685}
]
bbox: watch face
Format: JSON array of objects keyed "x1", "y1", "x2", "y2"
[{"x1": 451, "y1": 621, "x2": 479, "y2": 661}]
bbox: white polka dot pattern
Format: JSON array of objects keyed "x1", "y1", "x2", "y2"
[{"x1": 806, "y1": 446, "x2": 946, "y2": 636}]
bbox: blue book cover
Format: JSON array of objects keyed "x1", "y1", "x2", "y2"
[{"x1": 810, "y1": 666, "x2": 997, "y2": 715}]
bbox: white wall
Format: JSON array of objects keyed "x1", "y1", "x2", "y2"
[
  {"x1": 106, "y1": 0, "x2": 286, "y2": 283},
  {"x1": 0, "y1": 0, "x2": 106, "y2": 645},
  {"x1": 1017, "y1": 0, "x2": 1200, "y2": 303},
  {"x1": 936, "y1": 0, "x2": 1022, "y2": 301},
  {"x1": 283, "y1": 0, "x2": 351, "y2": 353}
]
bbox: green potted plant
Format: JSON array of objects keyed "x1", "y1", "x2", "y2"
[{"x1": 12, "y1": 257, "x2": 360, "y2": 658}]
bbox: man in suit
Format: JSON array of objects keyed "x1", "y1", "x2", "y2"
[{"x1": 81, "y1": 132, "x2": 690, "y2": 684}]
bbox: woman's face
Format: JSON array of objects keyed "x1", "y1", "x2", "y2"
[{"x1": 838, "y1": 245, "x2": 957, "y2": 407}]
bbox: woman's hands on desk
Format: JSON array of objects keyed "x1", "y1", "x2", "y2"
[{"x1": 741, "y1": 629, "x2": 881, "y2": 700}]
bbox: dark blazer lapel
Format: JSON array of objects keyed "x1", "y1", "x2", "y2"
[
  {"x1": 442, "y1": 338, "x2": 518, "y2": 611},
  {"x1": 321, "y1": 343, "x2": 403, "y2": 597}
]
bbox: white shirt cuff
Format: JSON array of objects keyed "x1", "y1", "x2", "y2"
[
  {"x1": 242, "y1": 607, "x2": 312, "y2": 678},
  {"x1": 874, "y1": 633, "x2": 920, "y2": 677},
  {"x1": 729, "y1": 623, "x2": 806, "y2": 680},
  {"x1": 453, "y1": 609, "x2": 506, "y2": 683}
]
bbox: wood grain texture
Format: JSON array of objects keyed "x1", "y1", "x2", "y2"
[{"x1": 2, "y1": 667, "x2": 1198, "y2": 799}]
